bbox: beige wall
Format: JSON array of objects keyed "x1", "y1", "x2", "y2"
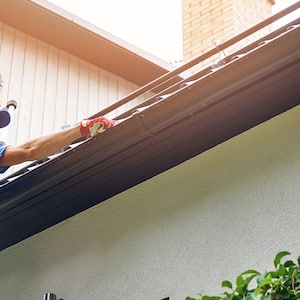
[
  {"x1": 0, "y1": 22, "x2": 147, "y2": 177},
  {"x1": 0, "y1": 105, "x2": 299, "y2": 300}
]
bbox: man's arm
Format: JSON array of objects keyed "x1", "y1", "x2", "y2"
[
  {"x1": 0, "y1": 116, "x2": 114, "y2": 168},
  {"x1": 0, "y1": 125, "x2": 82, "y2": 166}
]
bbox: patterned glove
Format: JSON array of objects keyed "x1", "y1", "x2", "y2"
[{"x1": 80, "y1": 116, "x2": 115, "y2": 137}]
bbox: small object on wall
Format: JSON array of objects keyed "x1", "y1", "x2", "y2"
[
  {"x1": 44, "y1": 293, "x2": 57, "y2": 300},
  {"x1": 0, "y1": 100, "x2": 18, "y2": 144},
  {"x1": 44, "y1": 293, "x2": 63, "y2": 300}
]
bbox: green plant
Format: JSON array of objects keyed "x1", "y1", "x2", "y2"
[{"x1": 186, "y1": 251, "x2": 300, "y2": 300}]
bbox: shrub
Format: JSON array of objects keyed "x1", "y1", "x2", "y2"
[{"x1": 186, "y1": 251, "x2": 300, "y2": 300}]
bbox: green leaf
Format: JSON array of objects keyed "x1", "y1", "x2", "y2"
[
  {"x1": 241, "y1": 270, "x2": 260, "y2": 276},
  {"x1": 202, "y1": 296, "x2": 222, "y2": 300},
  {"x1": 185, "y1": 297, "x2": 197, "y2": 300},
  {"x1": 245, "y1": 291, "x2": 256, "y2": 300},
  {"x1": 222, "y1": 280, "x2": 233, "y2": 289},
  {"x1": 284, "y1": 260, "x2": 296, "y2": 268},
  {"x1": 278, "y1": 264, "x2": 286, "y2": 276},
  {"x1": 268, "y1": 271, "x2": 279, "y2": 278},
  {"x1": 274, "y1": 251, "x2": 290, "y2": 268},
  {"x1": 257, "y1": 275, "x2": 272, "y2": 287},
  {"x1": 248, "y1": 291, "x2": 272, "y2": 300},
  {"x1": 256, "y1": 273, "x2": 267, "y2": 285},
  {"x1": 236, "y1": 274, "x2": 245, "y2": 286},
  {"x1": 260, "y1": 295, "x2": 271, "y2": 300},
  {"x1": 245, "y1": 274, "x2": 259, "y2": 286}
]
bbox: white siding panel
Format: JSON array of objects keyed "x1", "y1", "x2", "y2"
[
  {"x1": 66, "y1": 55, "x2": 80, "y2": 125},
  {"x1": 0, "y1": 25, "x2": 15, "y2": 108},
  {"x1": 88, "y1": 64, "x2": 100, "y2": 118},
  {"x1": 107, "y1": 73, "x2": 118, "y2": 117},
  {"x1": 30, "y1": 41, "x2": 48, "y2": 138},
  {"x1": 98, "y1": 68, "x2": 109, "y2": 110},
  {"x1": 17, "y1": 35, "x2": 37, "y2": 143},
  {"x1": 76, "y1": 59, "x2": 89, "y2": 121},
  {"x1": 44, "y1": 46, "x2": 60, "y2": 134},
  {"x1": 54, "y1": 50, "x2": 69, "y2": 130},
  {"x1": 2, "y1": 28, "x2": 26, "y2": 147},
  {"x1": 0, "y1": 22, "x2": 148, "y2": 177}
]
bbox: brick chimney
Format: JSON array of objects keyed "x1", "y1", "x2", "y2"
[{"x1": 182, "y1": 0, "x2": 275, "y2": 68}]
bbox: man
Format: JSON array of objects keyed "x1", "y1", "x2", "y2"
[{"x1": 0, "y1": 108, "x2": 115, "y2": 174}]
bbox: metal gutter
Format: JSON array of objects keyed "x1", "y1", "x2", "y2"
[
  {"x1": 0, "y1": 7, "x2": 299, "y2": 250},
  {"x1": 89, "y1": 2, "x2": 300, "y2": 118}
]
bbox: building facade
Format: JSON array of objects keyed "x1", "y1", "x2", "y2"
[{"x1": 0, "y1": 1, "x2": 299, "y2": 300}]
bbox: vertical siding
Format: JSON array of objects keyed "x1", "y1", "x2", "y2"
[{"x1": 0, "y1": 22, "x2": 146, "y2": 176}]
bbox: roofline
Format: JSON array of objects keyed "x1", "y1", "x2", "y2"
[
  {"x1": 0, "y1": 0, "x2": 173, "y2": 85},
  {"x1": 0, "y1": 3, "x2": 299, "y2": 250},
  {"x1": 0, "y1": 22, "x2": 299, "y2": 250}
]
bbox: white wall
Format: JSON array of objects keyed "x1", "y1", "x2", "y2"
[
  {"x1": 0, "y1": 22, "x2": 146, "y2": 178},
  {"x1": 0, "y1": 105, "x2": 299, "y2": 300}
]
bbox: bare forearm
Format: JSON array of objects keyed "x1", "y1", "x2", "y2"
[
  {"x1": 0, "y1": 115, "x2": 114, "y2": 168},
  {"x1": 21, "y1": 125, "x2": 82, "y2": 159},
  {"x1": 1, "y1": 125, "x2": 82, "y2": 166}
]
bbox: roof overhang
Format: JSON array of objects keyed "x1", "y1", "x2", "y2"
[
  {"x1": 0, "y1": 0, "x2": 173, "y2": 85},
  {"x1": 0, "y1": 21, "x2": 299, "y2": 250}
]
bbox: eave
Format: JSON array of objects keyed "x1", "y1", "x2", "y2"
[
  {"x1": 0, "y1": 9, "x2": 299, "y2": 250},
  {"x1": 0, "y1": 0, "x2": 172, "y2": 86}
]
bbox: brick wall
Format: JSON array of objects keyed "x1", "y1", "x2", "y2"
[{"x1": 182, "y1": 0, "x2": 275, "y2": 70}]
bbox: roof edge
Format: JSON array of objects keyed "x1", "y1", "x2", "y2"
[
  {"x1": 0, "y1": 0, "x2": 173, "y2": 85},
  {"x1": 30, "y1": 0, "x2": 174, "y2": 69}
]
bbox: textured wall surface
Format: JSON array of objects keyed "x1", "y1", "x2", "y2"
[
  {"x1": 0, "y1": 105, "x2": 299, "y2": 300},
  {"x1": 182, "y1": 0, "x2": 274, "y2": 69}
]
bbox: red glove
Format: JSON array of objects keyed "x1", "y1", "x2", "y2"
[{"x1": 80, "y1": 116, "x2": 115, "y2": 137}]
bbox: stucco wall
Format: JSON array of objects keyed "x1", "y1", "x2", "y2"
[{"x1": 0, "y1": 105, "x2": 299, "y2": 300}]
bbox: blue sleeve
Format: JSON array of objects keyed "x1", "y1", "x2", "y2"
[{"x1": 0, "y1": 144, "x2": 10, "y2": 174}]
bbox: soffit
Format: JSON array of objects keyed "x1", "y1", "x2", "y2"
[{"x1": 0, "y1": 0, "x2": 172, "y2": 86}]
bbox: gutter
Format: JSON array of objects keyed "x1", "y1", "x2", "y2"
[{"x1": 0, "y1": 15, "x2": 299, "y2": 250}]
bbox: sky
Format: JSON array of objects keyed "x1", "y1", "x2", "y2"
[
  {"x1": 47, "y1": 0, "x2": 299, "y2": 64},
  {"x1": 48, "y1": 0, "x2": 183, "y2": 64}
]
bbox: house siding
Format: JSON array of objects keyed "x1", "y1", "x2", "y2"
[
  {"x1": 0, "y1": 2, "x2": 299, "y2": 300},
  {"x1": 0, "y1": 22, "x2": 144, "y2": 177}
]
